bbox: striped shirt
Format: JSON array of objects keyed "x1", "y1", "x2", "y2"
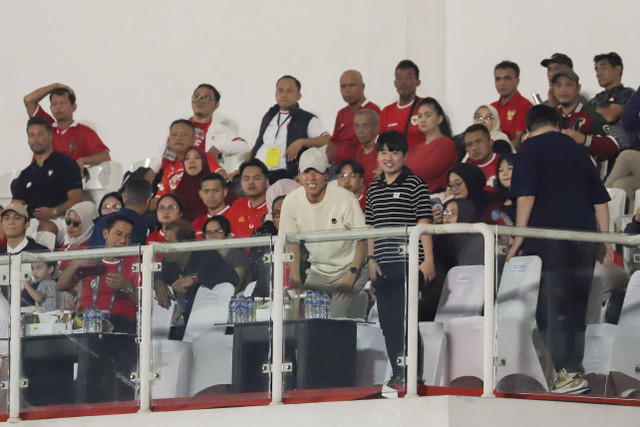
[{"x1": 365, "y1": 168, "x2": 432, "y2": 264}]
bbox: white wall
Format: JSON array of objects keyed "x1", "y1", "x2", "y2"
[{"x1": 1, "y1": 0, "x2": 639, "y2": 178}]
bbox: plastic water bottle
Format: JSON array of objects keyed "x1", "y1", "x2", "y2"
[
  {"x1": 84, "y1": 307, "x2": 95, "y2": 333},
  {"x1": 246, "y1": 297, "x2": 254, "y2": 322},
  {"x1": 304, "y1": 292, "x2": 314, "y2": 319},
  {"x1": 312, "y1": 294, "x2": 321, "y2": 319},
  {"x1": 95, "y1": 308, "x2": 103, "y2": 333},
  {"x1": 228, "y1": 296, "x2": 237, "y2": 323},
  {"x1": 321, "y1": 292, "x2": 330, "y2": 319},
  {"x1": 237, "y1": 296, "x2": 247, "y2": 323}
]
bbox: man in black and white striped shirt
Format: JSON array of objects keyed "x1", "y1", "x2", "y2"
[{"x1": 365, "y1": 130, "x2": 435, "y2": 385}]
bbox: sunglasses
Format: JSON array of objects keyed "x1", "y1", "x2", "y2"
[{"x1": 65, "y1": 218, "x2": 81, "y2": 227}]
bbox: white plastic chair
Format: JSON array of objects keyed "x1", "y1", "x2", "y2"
[
  {"x1": 189, "y1": 329, "x2": 234, "y2": 395},
  {"x1": 494, "y1": 256, "x2": 546, "y2": 391},
  {"x1": 83, "y1": 161, "x2": 124, "y2": 205},
  {"x1": 355, "y1": 322, "x2": 388, "y2": 386},
  {"x1": 584, "y1": 271, "x2": 640, "y2": 383},
  {"x1": 150, "y1": 298, "x2": 193, "y2": 399},
  {"x1": 420, "y1": 265, "x2": 485, "y2": 386},
  {"x1": 129, "y1": 157, "x2": 152, "y2": 172},
  {"x1": 243, "y1": 281, "x2": 256, "y2": 297},
  {"x1": 607, "y1": 188, "x2": 627, "y2": 233},
  {"x1": 182, "y1": 283, "x2": 234, "y2": 343},
  {"x1": 0, "y1": 171, "x2": 19, "y2": 208},
  {"x1": 634, "y1": 189, "x2": 640, "y2": 214}
]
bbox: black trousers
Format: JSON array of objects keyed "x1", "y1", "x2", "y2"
[
  {"x1": 525, "y1": 240, "x2": 597, "y2": 373},
  {"x1": 374, "y1": 262, "x2": 423, "y2": 378}
]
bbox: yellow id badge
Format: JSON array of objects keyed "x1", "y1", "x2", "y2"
[{"x1": 265, "y1": 147, "x2": 281, "y2": 168}]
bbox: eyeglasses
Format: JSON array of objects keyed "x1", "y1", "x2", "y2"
[
  {"x1": 102, "y1": 203, "x2": 121, "y2": 211},
  {"x1": 337, "y1": 173, "x2": 360, "y2": 181},
  {"x1": 442, "y1": 210, "x2": 458, "y2": 217},
  {"x1": 158, "y1": 204, "x2": 179, "y2": 212},
  {"x1": 191, "y1": 95, "x2": 214, "y2": 103},
  {"x1": 205, "y1": 229, "x2": 225, "y2": 237},
  {"x1": 272, "y1": 210, "x2": 281, "y2": 219},
  {"x1": 65, "y1": 218, "x2": 81, "y2": 227},
  {"x1": 473, "y1": 114, "x2": 494, "y2": 121},
  {"x1": 447, "y1": 180, "x2": 464, "y2": 190}
]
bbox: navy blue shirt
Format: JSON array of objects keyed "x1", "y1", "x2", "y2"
[
  {"x1": 511, "y1": 130, "x2": 609, "y2": 232},
  {"x1": 87, "y1": 208, "x2": 149, "y2": 248}
]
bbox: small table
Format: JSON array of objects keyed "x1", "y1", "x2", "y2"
[
  {"x1": 21, "y1": 333, "x2": 137, "y2": 406},
  {"x1": 232, "y1": 319, "x2": 357, "y2": 393}
]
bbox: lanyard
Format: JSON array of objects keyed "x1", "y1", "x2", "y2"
[
  {"x1": 91, "y1": 259, "x2": 125, "y2": 311},
  {"x1": 274, "y1": 113, "x2": 291, "y2": 141}
]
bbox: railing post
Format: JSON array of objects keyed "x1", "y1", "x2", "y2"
[
  {"x1": 8, "y1": 254, "x2": 22, "y2": 422},
  {"x1": 138, "y1": 244, "x2": 154, "y2": 413},
  {"x1": 406, "y1": 224, "x2": 428, "y2": 397},
  {"x1": 477, "y1": 224, "x2": 496, "y2": 398},
  {"x1": 270, "y1": 235, "x2": 286, "y2": 405}
]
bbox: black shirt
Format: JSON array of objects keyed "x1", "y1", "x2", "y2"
[
  {"x1": 511, "y1": 130, "x2": 610, "y2": 232},
  {"x1": 12, "y1": 150, "x2": 82, "y2": 218}
]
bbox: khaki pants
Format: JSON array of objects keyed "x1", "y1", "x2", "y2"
[{"x1": 304, "y1": 264, "x2": 370, "y2": 319}]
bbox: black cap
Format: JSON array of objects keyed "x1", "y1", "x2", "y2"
[{"x1": 541, "y1": 53, "x2": 573, "y2": 69}]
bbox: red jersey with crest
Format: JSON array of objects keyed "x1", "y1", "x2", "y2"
[
  {"x1": 491, "y1": 91, "x2": 532, "y2": 142},
  {"x1": 226, "y1": 198, "x2": 268, "y2": 238},
  {"x1": 330, "y1": 100, "x2": 381, "y2": 165},
  {"x1": 379, "y1": 98, "x2": 425, "y2": 149},
  {"x1": 32, "y1": 106, "x2": 109, "y2": 160}
]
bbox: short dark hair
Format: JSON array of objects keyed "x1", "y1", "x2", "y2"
[
  {"x1": 494, "y1": 60, "x2": 520, "y2": 78},
  {"x1": 203, "y1": 215, "x2": 231, "y2": 237},
  {"x1": 123, "y1": 178, "x2": 153, "y2": 206},
  {"x1": 98, "y1": 191, "x2": 124, "y2": 213},
  {"x1": 594, "y1": 52, "x2": 623, "y2": 74},
  {"x1": 200, "y1": 172, "x2": 226, "y2": 188},
  {"x1": 49, "y1": 87, "x2": 76, "y2": 105},
  {"x1": 157, "y1": 193, "x2": 184, "y2": 213},
  {"x1": 165, "y1": 219, "x2": 196, "y2": 242},
  {"x1": 337, "y1": 159, "x2": 365, "y2": 177},
  {"x1": 525, "y1": 105, "x2": 560, "y2": 133},
  {"x1": 396, "y1": 59, "x2": 420, "y2": 80},
  {"x1": 272, "y1": 195, "x2": 286, "y2": 210},
  {"x1": 194, "y1": 83, "x2": 221, "y2": 103},
  {"x1": 377, "y1": 130, "x2": 408, "y2": 154},
  {"x1": 239, "y1": 158, "x2": 268, "y2": 178},
  {"x1": 104, "y1": 214, "x2": 134, "y2": 232},
  {"x1": 277, "y1": 75, "x2": 301, "y2": 92},
  {"x1": 418, "y1": 97, "x2": 452, "y2": 137},
  {"x1": 26, "y1": 117, "x2": 52, "y2": 134},
  {"x1": 169, "y1": 119, "x2": 196, "y2": 134},
  {"x1": 463, "y1": 123, "x2": 491, "y2": 140}
]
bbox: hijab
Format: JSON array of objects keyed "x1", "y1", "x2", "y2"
[
  {"x1": 264, "y1": 179, "x2": 300, "y2": 221},
  {"x1": 66, "y1": 201, "x2": 97, "y2": 248},
  {"x1": 174, "y1": 147, "x2": 210, "y2": 221},
  {"x1": 444, "y1": 198, "x2": 477, "y2": 223},
  {"x1": 477, "y1": 104, "x2": 511, "y2": 144}
]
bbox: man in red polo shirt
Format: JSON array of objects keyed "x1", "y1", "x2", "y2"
[
  {"x1": 379, "y1": 60, "x2": 425, "y2": 150},
  {"x1": 226, "y1": 159, "x2": 269, "y2": 238},
  {"x1": 23, "y1": 83, "x2": 110, "y2": 171},
  {"x1": 326, "y1": 70, "x2": 381, "y2": 167},
  {"x1": 491, "y1": 61, "x2": 533, "y2": 149},
  {"x1": 463, "y1": 124, "x2": 500, "y2": 191}
]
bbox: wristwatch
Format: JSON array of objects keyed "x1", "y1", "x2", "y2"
[{"x1": 349, "y1": 266, "x2": 359, "y2": 275}]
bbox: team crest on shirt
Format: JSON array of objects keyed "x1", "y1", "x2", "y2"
[
  {"x1": 393, "y1": 192, "x2": 400, "y2": 198},
  {"x1": 411, "y1": 115, "x2": 418, "y2": 125},
  {"x1": 238, "y1": 216, "x2": 245, "y2": 223},
  {"x1": 507, "y1": 110, "x2": 516, "y2": 121},
  {"x1": 48, "y1": 170, "x2": 54, "y2": 177},
  {"x1": 26, "y1": 182, "x2": 32, "y2": 188},
  {"x1": 90, "y1": 278, "x2": 98, "y2": 290},
  {"x1": 69, "y1": 140, "x2": 77, "y2": 153}
]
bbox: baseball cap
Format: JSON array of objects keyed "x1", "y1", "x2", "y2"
[
  {"x1": 1, "y1": 202, "x2": 29, "y2": 219},
  {"x1": 551, "y1": 68, "x2": 580, "y2": 84},
  {"x1": 541, "y1": 53, "x2": 574, "y2": 69},
  {"x1": 298, "y1": 147, "x2": 329, "y2": 173}
]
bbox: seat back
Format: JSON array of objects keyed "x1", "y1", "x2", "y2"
[
  {"x1": 435, "y1": 265, "x2": 484, "y2": 323},
  {"x1": 182, "y1": 283, "x2": 234, "y2": 342},
  {"x1": 129, "y1": 158, "x2": 152, "y2": 172},
  {"x1": 83, "y1": 161, "x2": 124, "y2": 205},
  {"x1": 496, "y1": 256, "x2": 542, "y2": 323},
  {"x1": 619, "y1": 271, "x2": 640, "y2": 328},
  {"x1": 152, "y1": 298, "x2": 175, "y2": 339},
  {"x1": 0, "y1": 171, "x2": 18, "y2": 208},
  {"x1": 607, "y1": 188, "x2": 627, "y2": 232}
]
